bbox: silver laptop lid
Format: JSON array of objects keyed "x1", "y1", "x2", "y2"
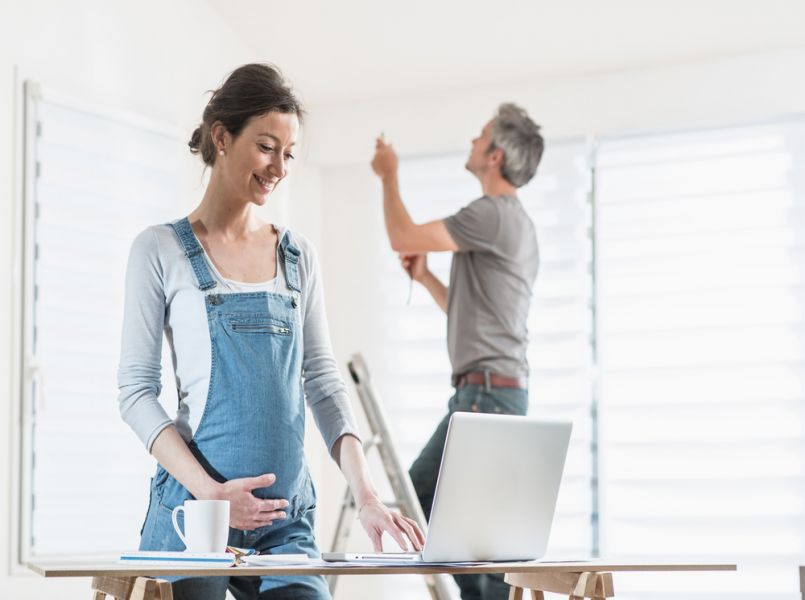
[{"x1": 422, "y1": 413, "x2": 572, "y2": 562}]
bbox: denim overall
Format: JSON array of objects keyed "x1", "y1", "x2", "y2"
[{"x1": 138, "y1": 218, "x2": 329, "y2": 600}]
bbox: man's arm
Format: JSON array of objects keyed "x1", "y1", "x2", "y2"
[
  {"x1": 420, "y1": 270, "x2": 448, "y2": 313},
  {"x1": 372, "y1": 138, "x2": 459, "y2": 254},
  {"x1": 401, "y1": 253, "x2": 448, "y2": 313}
]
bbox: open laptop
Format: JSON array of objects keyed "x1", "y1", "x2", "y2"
[{"x1": 323, "y1": 412, "x2": 572, "y2": 563}]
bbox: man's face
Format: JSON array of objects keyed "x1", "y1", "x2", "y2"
[{"x1": 465, "y1": 119, "x2": 496, "y2": 177}]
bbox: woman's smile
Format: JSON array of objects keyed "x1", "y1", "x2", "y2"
[{"x1": 253, "y1": 173, "x2": 276, "y2": 193}]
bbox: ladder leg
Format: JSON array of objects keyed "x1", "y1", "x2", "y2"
[
  {"x1": 327, "y1": 485, "x2": 358, "y2": 595},
  {"x1": 427, "y1": 572, "x2": 456, "y2": 600},
  {"x1": 330, "y1": 354, "x2": 458, "y2": 600}
]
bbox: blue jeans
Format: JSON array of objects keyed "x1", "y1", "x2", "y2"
[{"x1": 409, "y1": 383, "x2": 528, "y2": 600}]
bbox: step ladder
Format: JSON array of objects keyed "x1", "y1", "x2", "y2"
[{"x1": 327, "y1": 353, "x2": 454, "y2": 600}]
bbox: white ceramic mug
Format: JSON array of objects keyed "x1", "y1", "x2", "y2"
[{"x1": 171, "y1": 500, "x2": 230, "y2": 553}]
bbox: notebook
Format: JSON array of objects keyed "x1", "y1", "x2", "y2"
[{"x1": 119, "y1": 551, "x2": 235, "y2": 566}]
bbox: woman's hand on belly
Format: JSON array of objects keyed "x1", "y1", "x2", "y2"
[
  {"x1": 210, "y1": 473, "x2": 289, "y2": 531},
  {"x1": 149, "y1": 428, "x2": 288, "y2": 530}
]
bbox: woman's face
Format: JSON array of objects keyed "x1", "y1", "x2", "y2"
[{"x1": 217, "y1": 111, "x2": 299, "y2": 205}]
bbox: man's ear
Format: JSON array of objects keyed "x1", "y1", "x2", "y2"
[{"x1": 488, "y1": 146, "x2": 505, "y2": 168}]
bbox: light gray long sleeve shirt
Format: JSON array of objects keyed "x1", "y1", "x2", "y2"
[{"x1": 117, "y1": 223, "x2": 359, "y2": 454}]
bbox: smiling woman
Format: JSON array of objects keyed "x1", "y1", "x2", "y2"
[
  {"x1": 188, "y1": 63, "x2": 303, "y2": 167},
  {"x1": 117, "y1": 64, "x2": 424, "y2": 600}
]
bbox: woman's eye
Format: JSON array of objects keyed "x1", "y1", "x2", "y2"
[
  {"x1": 285, "y1": 153, "x2": 295, "y2": 161},
  {"x1": 259, "y1": 144, "x2": 273, "y2": 153}
]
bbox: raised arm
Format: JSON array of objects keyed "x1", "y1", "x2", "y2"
[{"x1": 371, "y1": 137, "x2": 459, "y2": 254}]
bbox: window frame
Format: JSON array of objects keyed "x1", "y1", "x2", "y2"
[{"x1": 13, "y1": 79, "x2": 185, "y2": 566}]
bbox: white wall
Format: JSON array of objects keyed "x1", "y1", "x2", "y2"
[
  {"x1": 308, "y1": 48, "x2": 805, "y2": 167},
  {"x1": 0, "y1": 1, "x2": 262, "y2": 597}
]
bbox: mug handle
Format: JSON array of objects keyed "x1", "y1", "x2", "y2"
[{"x1": 171, "y1": 505, "x2": 188, "y2": 549}]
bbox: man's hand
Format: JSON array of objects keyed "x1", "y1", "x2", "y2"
[
  {"x1": 400, "y1": 252, "x2": 428, "y2": 282},
  {"x1": 371, "y1": 136, "x2": 399, "y2": 182}
]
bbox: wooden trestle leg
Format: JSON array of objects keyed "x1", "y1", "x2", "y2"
[
  {"x1": 505, "y1": 571, "x2": 615, "y2": 600},
  {"x1": 91, "y1": 576, "x2": 173, "y2": 600}
]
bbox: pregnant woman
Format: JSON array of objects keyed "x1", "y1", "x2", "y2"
[{"x1": 117, "y1": 63, "x2": 423, "y2": 600}]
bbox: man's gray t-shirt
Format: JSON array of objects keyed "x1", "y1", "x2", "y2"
[{"x1": 443, "y1": 195, "x2": 539, "y2": 378}]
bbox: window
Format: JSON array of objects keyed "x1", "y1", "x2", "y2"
[
  {"x1": 596, "y1": 119, "x2": 805, "y2": 599},
  {"x1": 19, "y1": 83, "x2": 185, "y2": 557},
  {"x1": 378, "y1": 117, "x2": 805, "y2": 600}
]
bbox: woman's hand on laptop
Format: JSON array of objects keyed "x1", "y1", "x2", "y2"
[
  {"x1": 358, "y1": 497, "x2": 425, "y2": 553},
  {"x1": 332, "y1": 434, "x2": 425, "y2": 552}
]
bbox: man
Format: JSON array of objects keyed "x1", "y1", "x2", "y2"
[{"x1": 370, "y1": 103, "x2": 544, "y2": 600}]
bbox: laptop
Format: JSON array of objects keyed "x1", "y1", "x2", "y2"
[{"x1": 323, "y1": 412, "x2": 572, "y2": 563}]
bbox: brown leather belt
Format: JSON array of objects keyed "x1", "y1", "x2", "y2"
[{"x1": 453, "y1": 371, "x2": 528, "y2": 390}]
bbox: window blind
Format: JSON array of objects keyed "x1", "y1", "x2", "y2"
[
  {"x1": 23, "y1": 87, "x2": 185, "y2": 556},
  {"x1": 596, "y1": 119, "x2": 805, "y2": 599}
]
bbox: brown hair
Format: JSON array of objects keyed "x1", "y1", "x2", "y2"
[{"x1": 188, "y1": 63, "x2": 304, "y2": 166}]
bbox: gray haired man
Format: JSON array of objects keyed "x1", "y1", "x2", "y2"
[{"x1": 371, "y1": 104, "x2": 544, "y2": 600}]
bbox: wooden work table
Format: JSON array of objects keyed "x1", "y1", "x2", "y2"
[{"x1": 29, "y1": 559, "x2": 736, "y2": 600}]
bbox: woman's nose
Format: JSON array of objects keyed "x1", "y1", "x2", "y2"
[{"x1": 269, "y1": 156, "x2": 286, "y2": 179}]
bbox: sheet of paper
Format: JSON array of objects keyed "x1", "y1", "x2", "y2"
[
  {"x1": 239, "y1": 554, "x2": 311, "y2": 566},
  {"x1": 311, "y1": 559, "x2": 493, "y2": 568}
]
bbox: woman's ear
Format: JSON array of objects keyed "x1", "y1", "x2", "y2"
[{"x1": 210, "y1": 121, "x2": 229, "y2": 155}]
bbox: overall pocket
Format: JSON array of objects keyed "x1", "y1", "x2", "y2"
[{"x1": 228, "y1": 315, "x2": 291, "y2": 335}]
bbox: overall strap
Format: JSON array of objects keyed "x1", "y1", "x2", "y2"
[
  {"x1": 169, "y1": 218, "x2": 217, "y2": 291},
  {"x1": 278, "y1": 230, "x2": 302, "y2": 294}
]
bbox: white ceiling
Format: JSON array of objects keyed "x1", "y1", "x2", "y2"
[{"x1": 207, "y1": 0, "x2": 805, "y2": 106}]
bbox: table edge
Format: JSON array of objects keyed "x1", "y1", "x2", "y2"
[{"x1": 28, "y1": 562, "x2": 739, "y2": 578}]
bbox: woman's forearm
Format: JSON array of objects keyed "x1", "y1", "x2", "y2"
[
  {"x1": 333, "y1": 433, "x2": 425, "y2": 552},
  {"x1": 150, "y1": 425, "x2": 222, "y2": 500},
  {"x1": 332, "y1": 434, "x2": 380, "y2": 508}
]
